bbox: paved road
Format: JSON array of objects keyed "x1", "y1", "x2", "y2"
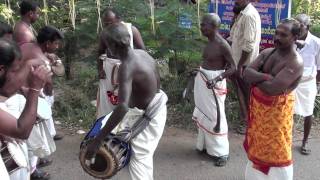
[{"x1": 44, "y1": 127, "x2": 320, "y2": 180}]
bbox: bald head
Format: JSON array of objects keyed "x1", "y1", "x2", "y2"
[{"x1": 102, "y1": 23, "x2": 130, "y2": 58}]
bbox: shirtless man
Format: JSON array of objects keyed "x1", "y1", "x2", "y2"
[
  {"x1": 192, "y1": 13, "x2": 236, "y2": 167},
  {"x1": 243, "y1": 19, "x2": 303, "y2": 180},
  {"x1": 19, "y1": 26, "x2": 63, "y2": 180},
  {"x1": 96, "y1": 8, "x2": 145, "y2": 118},
  {"x1": 86, "y1": 23, "x2": 167, "y2": 180},
  {"x1": 13, "y1": 0, "x2": 40, "y2": 45},
  {"x1": 0, "y1": 39, "x2": 51, "y2": 180}
]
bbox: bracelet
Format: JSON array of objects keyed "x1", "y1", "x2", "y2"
[{"x1": 29, "y1": 88, "x2": 40, "y2": 92}]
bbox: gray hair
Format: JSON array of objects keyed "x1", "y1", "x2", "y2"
[
  {"x1": 295, "y1": 14, "x2": 311, "y2": 26},
  {"x1": 202, "y1": 13, "x2": 221, "y2": 27}
]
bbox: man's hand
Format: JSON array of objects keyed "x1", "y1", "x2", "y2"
[
  {"x1": 84, "y1": 138, "x2": 102, "y2": 161},
  {"x1": 99, "y1": 69, "x2": 106, "y2": 79},
  {"x1": 29, "y1": 65, "x2": 52, "y2": 91},
  {"x1": 45, "y1": 53, "x2": 59, "y2": 64},
  {"x1": 237, "y1": 66, "x2": 244, "y2": 79},
  {"x1": 206, "y1": 75, "x2": 222, "y2": 89}
]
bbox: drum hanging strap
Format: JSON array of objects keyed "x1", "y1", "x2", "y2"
[{"x1": 116, "y1": 93, "x2": 166, "y2": 142}]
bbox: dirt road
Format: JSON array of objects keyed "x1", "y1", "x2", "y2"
[{"x1": 44, "y1": 127, "x2": 320, "y2": 180}]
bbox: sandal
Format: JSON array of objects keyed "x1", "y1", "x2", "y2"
[
  {"x1": 31, "y1": 169, "x2": 50, "y2": 180},
  {"x1": 300, "y1": 144, "x2": 311, "y2": 155},
  {"x1": 213, "y1": 156, "x2": 229, "y2": 167},
  {"x1": 37, "y1": 158, "x2": 53, "y2": 168}
]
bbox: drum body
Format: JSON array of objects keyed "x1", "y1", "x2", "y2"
[
  {"x1": 0, "y1": 141, "x2": 28, "y2": 174},
  {"x1": 79, "y1": 116, "x2": 131, "y2": 179}
]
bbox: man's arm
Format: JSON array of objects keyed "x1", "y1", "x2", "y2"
[
  {"x1": 243, "y1": 49, "x2": 273, "y2": 84},
  {"x1": 132, "y1": 26, "x2": 146, "y2": 50},
  {"x1": 238, "y1": 16, "x2": 258, "y2": 71},
  {"x1": 97, "y1": 35, "x2": 106, "y2": 79},
  {"x1": 257, "y1": 61, "x2": 303, "y2": 95},
  {"x1": 13, "y1": 25, "x2": 35, "y2": 44},
  {"x1": 0, "y1": 65, "x2": 50, "y2": 139},
  {"x1": 85, "y1": 63, "x2": 133, "y2": 160},
  {"x1": 95, "y1": 63, "x2": 132, "y2": 141},
  {"x1": 220, "y1": 42, "x2": 236, "y2": 79}
]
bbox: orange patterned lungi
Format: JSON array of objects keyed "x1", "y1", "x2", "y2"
[{"x1": 244, "y1": 87, "x2": 295, "y2": 175}]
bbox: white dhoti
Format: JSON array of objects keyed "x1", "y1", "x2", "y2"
[
  {"x1": 96, "y1": 56, "x2": 121, "y2": 118},
  {"x1": 193, "y1": 67, "x2": 229, "y2": 157},
  {"x1": 27, "y1": 97, "x2": 56, "y2": 158},
  {"x1": 245, "y1": 161, "x2": 293, "y2": 180},
  {"x1": 294, "y1": 76, "x2": 317, "y2": 117},
  {"x1": 42, "y1": 93, "x2": 56, "y2": 137},
  {"x1": 101, "y1": 90, "x2": 167, "y2": 180},
  {"x1": 0, "y1": 94, "x2": 30, "y2": 180}
]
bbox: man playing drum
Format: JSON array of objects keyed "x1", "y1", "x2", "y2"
[{"x1": 85, "y1": 23, "x2": 167, "y2": 180}]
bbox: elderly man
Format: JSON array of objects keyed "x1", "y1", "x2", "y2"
[
  {"x1": 192, "y1": 13, "x2": 236, "y2": 167},
  {"x1": 230, "y1": 0, "x2": 261, "y2": 133},
  {"x1": 0, "y1": 39, "x2": 51, "y2": 180},
  {"x1": 243, "y1": 19, "x2": 303, "y2": 180},
  {"x1": 96, "y1": 8, "x2": 145, "y2": 119},
  {"x1": 86, "y1": 23, "x2": 167, "y2": 180},
  {"x1": 294, "y1": 14, "x2": 320, "y2": 155}
]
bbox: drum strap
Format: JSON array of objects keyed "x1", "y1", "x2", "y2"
[{"x1": 116, "y1": 92, "x2": 167, "y2": 142}]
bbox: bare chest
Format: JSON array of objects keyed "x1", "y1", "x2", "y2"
[
  {"x1": 202, "y1": 44, "x2": 224, "y2": 61},
  {"x1": 262, "y1": 55, "x2": 288, "y2": 75}
]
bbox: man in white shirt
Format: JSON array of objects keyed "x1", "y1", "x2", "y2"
[
  {"x1": 294, "y1": 14, "x2": 320, "y2": 155},
  {"x1": 230, "y1": 0, "x2": 261, "y2": 133}
]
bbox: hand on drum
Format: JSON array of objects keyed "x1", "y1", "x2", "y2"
[{"x1": 85, "y1": 138, "x2": 102, "y2": 163}]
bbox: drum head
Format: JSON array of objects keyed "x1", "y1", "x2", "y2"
[
  {"x1": 79, "y1": 142, "x2": 119, "y2": 179},
  {"x1": 7, "y1": 142, "x2": 28, "y2": 168}
]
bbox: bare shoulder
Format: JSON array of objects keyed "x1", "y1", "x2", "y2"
[
  {"x1": 131, "y1": 25, "x2": 139, "y2": 33},
  {"x1": 292, "y1": 51, "x2": 303, "y2": 67},
  {"x1": 217, "y1": 36, "x2": 231, "y2": 52},
  {"x1": 135, "y1": 49, "x2": 154, "y2": 61},
  {"x1": 284, "y1": 51, "x2": 303, "y2": 76},
  {"x1": 260, "y1": 48, "x2": 275, "y2": 55}
]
